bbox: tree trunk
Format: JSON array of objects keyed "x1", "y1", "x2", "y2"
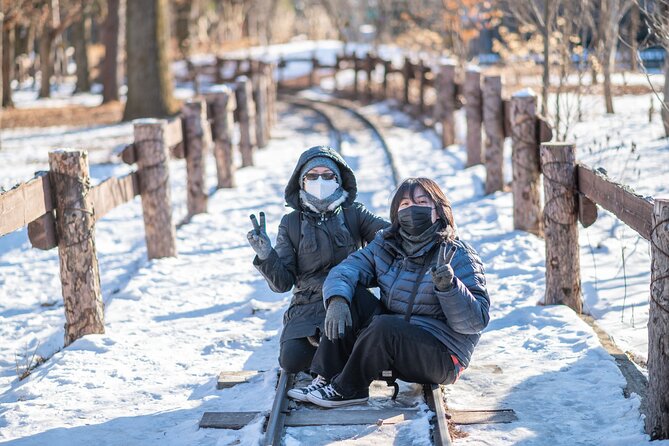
[
  {"x1": 2, "y1": 25, "x2": 15, "y2": 107},
  {"x1": 39, "y1": 28, "x2": 54, "y2": 98},
  {"x1": 647, "y1": 198, "x2": 669, "y2": 439},
  {"x1": 630, "y1": 3, "x2": 639, "y2": 71},
  {"x1": 540, "y1": 142, "x2": 581, "y2": 312},
  {"x1": 102, "y1": 0, "x2": 121, "y2": 103},
  {"x1": 72, "y1": 10, "x2": 91, "y2": 93},
  {"x1": 123, "y1": 0, "x2": 177, "y2": 120},
  {"x1": 662, "y1": 57, "x2": 669, "y2": 137},
  {"x1": 48, "y1": 150, "x2": 105, "y2": 346},
  {"x1": 174, "y1": 0, "x2": 192, "y2": 59},
  {"x1": 603, "y1": 45, "x2": 615, "y2": 114},
  {"x1": 541, "y1": 2, "x2": 550, "y2": 115}
]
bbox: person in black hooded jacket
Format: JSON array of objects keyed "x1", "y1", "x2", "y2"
[{"x1": 246, "y1": 145, "x2": 389, "y2": 379}]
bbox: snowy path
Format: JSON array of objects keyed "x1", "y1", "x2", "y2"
[{"x1": 0, "y1": 96, "x2": 666, "y2": 445}]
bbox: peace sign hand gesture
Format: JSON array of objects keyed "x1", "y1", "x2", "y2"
[
  {"x1": 247, "y1": 212, "x2": 273, "y2": 260},
  {"x1": 430, "y1": 242, "x2": 457, "y2": 292}
]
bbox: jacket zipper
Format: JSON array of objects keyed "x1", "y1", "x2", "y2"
[{"x1": 386, "y1": 256, "x2": 407, "y2": 309}]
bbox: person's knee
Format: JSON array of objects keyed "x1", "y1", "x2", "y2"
[
  {"x1": 279, "y1": 339, "x2": 314, "y2": 373},
  {"x1": 362, "y1": 315, "x2": 399, "y2": 340}
]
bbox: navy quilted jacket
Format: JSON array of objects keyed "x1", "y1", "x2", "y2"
[{"x1": 322, "y1": 230, "x2": 490, "y2": 367}]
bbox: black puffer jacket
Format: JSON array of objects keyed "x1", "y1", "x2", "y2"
[{"x1": 253, "y1": 146, "x2": 389, "y2": 342}]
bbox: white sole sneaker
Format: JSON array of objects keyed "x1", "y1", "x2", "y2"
[
  {"x1": 306, "y1": 391, "x2": 369, "y2": 408},
  {"x1": 286, "y1": 388, "x2": 310, "y2": 402}
]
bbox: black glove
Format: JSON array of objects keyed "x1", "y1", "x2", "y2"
[
  {"x1": 246, "y1": 212, "x2": 273, "y2": 260},
  {"x1": 431, "y1": 242, "x2": 457, "y2": 292},
  {"x1": 324, "y1": 296, "x2": 352, "y2": 340}
]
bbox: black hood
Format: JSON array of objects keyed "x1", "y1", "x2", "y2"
[{"x1": 285, "y1": 145, "x2": 357, "y2": 210}]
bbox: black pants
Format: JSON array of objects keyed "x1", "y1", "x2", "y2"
[
  {"x1": 280, "y1": 337, "x2": 317, "y2": 374},
  {"x1": 311, "y1": 289, "x2": 456, "y2": 398},
  {"x1": 279, "y1": 286, "x2": 382, "y2": 374}
]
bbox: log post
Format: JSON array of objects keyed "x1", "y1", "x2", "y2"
[
  {"x1": 464, "y1": 68, "x2": 483, "y2": 166},
  {"x1": 133, "y1": 119, "x2": 177, "y2": 259},
  {"x1": 309, "y1": 53, "x2": 318, "y2": 87},
  {"x1": 647, "y1": 197, "x2": 669, "y2": 439},
  {"x1": 182, "y1": 99, "x2": 210, "y2": 217},
  {"x1": 382, "y1": 60, "x2": 390, "y2": 99},
  {"x1": 436, "y1": 61, "x2": 456, "y2": 148},
  {"x1": 235, "y1": 77, "x2": 256, "y2": 167},
  {"x1": 353, "y1": 53, "x2": 359, "y2": 97},
  {"x1": 540, "y1": 142, "x2": 581, "y2": 312},
  {"x1": 207, "y1": 87, "x2": 237, "y2": 189},
  {"x1": 48, "y1": 149, "x2": 104, "y2": 346},
  {"x1": 252, "y1": 70, "x2": 269, "y2": 148},
  {"x1": 510, "y1": 89, "x2": 543, "y2": 236},
  {"x1": 403, "y1": 56, "x2": 411, "y2": 105},
  {"x1": 264, "y1": 62, "x2": 276, "y2": 134},
  {"x1": 365, "y1": 52, "x2": 373, "y2": 101},
  {"x1": 334, "y1": 54, "x2": 341, "y2": 91},
  {"x1": 418, "y1": 59, "x2": 427, "y2": 114},
  {"x1": 482, "y1": 75, "x2": 504, "y2": 194}
]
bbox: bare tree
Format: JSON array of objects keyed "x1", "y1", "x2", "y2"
[
  {"x1": 505, "y1": 0, "x2": 560, "y2": 114},
  {"x1": 636, "y1": 0, "x2": 668, "y2": 136},
  {"x1": 101, "y1": 0, "x2": 122, "y2": 103},
  {"x1": 595, "y1": 0, "x2": 633, "y2": 113},
  {"x1": 123, "y1": 0, "x2": 177, "y2": 120},
  {"x1": 72, "y1": 1, "x2": 92, "y2": 93}
]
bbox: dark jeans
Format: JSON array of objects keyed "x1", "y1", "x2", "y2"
[
  {"x1": 280, "y1": 337, "x2": 317, "y2": 373},
  {"x1": 311, "y1": 289, "x2": 456, "y2": 398}
]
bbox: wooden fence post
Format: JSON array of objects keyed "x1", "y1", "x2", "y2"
[
  {"x1": 365, "y1": 52, "x2": 373, "y2": 101},
  {"x1": 310, "y1": 52, "x2": 318, "y2": 88},
  {"x1": 540, "y1": 142, "x2": 582, "y2": 311},
  {"x1": 482, "y1": 75, "x2": 504, "y2": 194},
  {"x1": 353, "y1": 53, "x2": 359, "y2": 97},
  {"x1": 510, "y1": 89, "x2": 543, "y2": 236},
  {"x1": 235, "y1": 77, "x2": 256, "y2": 167},
  {"x1": 464, "y1": 68, "x2": 483, "y2": 167},
  {"x1": 402, "y1": 56, "x2": 411, "y2": 105},
  {"x1": 133, "y1": 119, "x2": 177, "y2": 259},
  {"x1": 436, "y1": 61, "x2": 456, "y2": 148},
  {"x1": 48, "y1": 149, "x2": 104, "y2": 346},
  {"x1": 253, "y1": 70, "x2": 269, "y2": 148},
  {"x1": 207, "y1": 87, "x2": 236, "y2": 189},
  {"x1": 418, "y1": 59, "x2": 427, "y2": 114},
  {"x1": 264, "y1": 62, "x2": 276, "y2": 134},
  {"x1": 382, "y1": 60, "x2": 390, "y2": 99},
  {"x1": 182, "y1": 98, "x2": 210, "y2": 217},
  {"x1": 648, "y1": 197, "x2": 669, "y2": 439}
]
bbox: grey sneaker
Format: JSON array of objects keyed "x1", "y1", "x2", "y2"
[
  {"x1": 287, "y1": 375, "x2": 328, "y2": 402},
  {"x1": 306, "y1": 384, "x2": 369, "y2": 408}
]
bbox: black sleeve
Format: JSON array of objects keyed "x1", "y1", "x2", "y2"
[
  {"x1": 355, "y1": 202, "x2": 390, "y2": 244},
  {"x1": 253, "y1": 214, "x2": 297, "y2": 293}
]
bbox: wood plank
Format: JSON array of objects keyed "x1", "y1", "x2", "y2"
[
  {"x1": 448, "y1": 409, "x2": 518, "y2": 425},
  {"x1": 28, "y1": 212, "x2": 58, "y2": 250},
  {"x1": 90, "y1": 172, "x2": 140, "y2": 221},
  {"x1": 200, "y1": 408, "x2": 517, "y2": 430},
  {"x1": 425, "y1": 384, "x2": 453, "y2": 446},
  {"x1": 578, "y1": 193, "x2": 598, "y2": 228},
  {"x1": 0, "y1": 172, "x2": 54, "y2": 237},
  {"x1": 217, "y1": 370, "x2": 263, "y2": 389},
  {"x1": 577, "y1": 164, "x2": 654, "y2": 240},
  {"x1": 164, "y1": 117, "x2": 184, "y2": 149}
]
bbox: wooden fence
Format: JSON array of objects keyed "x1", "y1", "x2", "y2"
[{"x1": 0, "y1": 71, "x2": 276, "y2": 347}]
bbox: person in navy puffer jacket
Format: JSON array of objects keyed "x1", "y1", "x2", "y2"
[{"x1": 288, "y1": 177, "x2": 490, "y2": 408}]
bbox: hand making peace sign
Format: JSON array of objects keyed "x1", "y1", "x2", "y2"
[
  {"x1": 246, "y1": 212, "x2": 273, "y2": 260},
  {"x1": 431, "y1": 242, "x2": 457, "y2": 292}
]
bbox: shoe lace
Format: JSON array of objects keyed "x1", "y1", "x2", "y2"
[
  {"x1": 321, "y1": 384, "x2": 340, "y2": 399},
  {"x1": 305, "y1": 375, "x2": 327, "y2": 392}
]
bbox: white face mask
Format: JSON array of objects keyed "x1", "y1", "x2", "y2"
[{"x1": 304, "y1": 177, "x2": 339, "y2": 200}]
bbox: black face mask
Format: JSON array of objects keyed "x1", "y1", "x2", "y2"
[{"x1": 397, "y1": 205, "x2": 434, "y2": 236}]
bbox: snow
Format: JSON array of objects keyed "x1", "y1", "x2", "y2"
[{"x1": 1, "y1": 44, "x2": 668, "y2": 444}]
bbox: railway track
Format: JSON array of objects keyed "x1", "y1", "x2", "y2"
[{"x1": 199, "y1": 95, "x2": 515, "y2": 445}]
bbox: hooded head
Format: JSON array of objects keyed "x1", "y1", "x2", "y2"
[{"x1": 285, "y1": 146, "x2": 357, "y2": 211}]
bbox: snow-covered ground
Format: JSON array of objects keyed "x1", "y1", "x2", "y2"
[{"x1": 1, "y1": 40, "x2": 668, "y2": 444}]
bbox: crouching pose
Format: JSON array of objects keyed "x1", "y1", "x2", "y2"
[
  {"x1": 247, "y1": 145, "x2": 388, "y2": 375},
  {"x1": 288, "y1": 177, "x2": 490, "y2": 407}
]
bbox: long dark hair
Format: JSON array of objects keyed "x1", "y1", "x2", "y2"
[{"x1": 386, "y1": 177, "x2": 456, "y2": 241}]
